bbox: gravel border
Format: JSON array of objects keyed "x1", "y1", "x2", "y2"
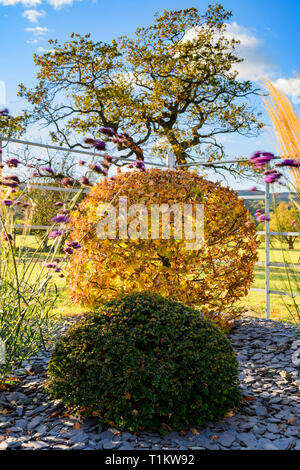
[{"x1": 0, "y1": 316, "x2": 299, "y2": 450}]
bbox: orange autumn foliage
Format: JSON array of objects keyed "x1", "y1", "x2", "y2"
[{"x1": 66, "y1": 169, "x2": 259, "y2": 328}]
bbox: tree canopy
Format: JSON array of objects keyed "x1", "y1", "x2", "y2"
[{"x1": 14, "y1": 3, "x2": 263, "y2": 165}]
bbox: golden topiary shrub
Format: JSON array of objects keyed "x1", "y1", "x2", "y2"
[{"x1": 66, "y1": 169, "x2": 259, "y2": 328}]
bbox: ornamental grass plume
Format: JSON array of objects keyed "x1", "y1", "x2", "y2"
[{"x1": 264, "y1": 80, "x2": 300, "y2": 188}]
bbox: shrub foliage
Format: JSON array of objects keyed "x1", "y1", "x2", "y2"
[
  {"x1": 47, "y1": 292, "x2": 240, "y2": 432},
  {"x1": 66, "y1": 169, "x2": 258, "y2": 328}
]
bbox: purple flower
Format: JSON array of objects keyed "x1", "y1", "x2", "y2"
[
  {"x1": 276, "y1": 159, "x2": 300, "y2": 167},
  {"x1": 2, "y1": 233, "x2": 13, "y2": 241},
  {"x1": 44, "y1": 262, "x2": 57, "y2": 269},
  {"x1": 264, "y1": 171, "x2": 281, "y2": 183},
  {"x1": 6, "y1": 158, "x2": 20, "y2": 168},
  {"x1": 84, "y1": 137, "x2": 95, "y2": 145},
  {"x1": 55, "y1": 202, "x2": 63, "y2": 207},
  {"x1": 55, "y1": 267, "x2": 62, "y2": 272},
  {"x1": 249, "y1": 186, "x2": 257, "y2": 191},
  {"x1": 250, "y1": 151, "x2": 275, "y2": 168},
  {"x1": 41, "y1": 166, "x2": 55, "y2": 175},
  {"x1": 135, "y1": 160, "x2": 146, "y2": 171},
  {"x1": 99, "y1": 126, "x2": 116, "y2": 137},
  {"x1": 0, "y1": 108, "x2": 9, "y2": 116},
  {"x1": 67, "y1": 241, "x2": 82, "y2": 249},
  {"x1": 2, "y1": 199, "x2": 13, "y2": 206},
  {"x1": 89, "y1": 163, "x2": 105, "y2": 175},
  {"x1": 51, "y1": 215, "x2": 70, "y2": 223},
  {"x1": 2, "y1": 178, "x2": 19, "y2": 188},
  {"x1": 48, "y1": 230, "x2": 62, "y2": 239},
  {"x1": 64, "y1": 246, "x2": 73, "y2": 255},
  {"x1": 60, "y1": 177, "x2": 74, "y2": 187},
  {"x1": 257, "y1": 214, "x2": 270, "y2": 222},
  {"x1": 79, "y1": 176, "x2": 90, "y2": 186},
  {"x1": 92, "y1": 140, "x2": 106, "y2": 151},
  {"x1": 78, "y1": 160, "x2": 86, "y2": 165}
]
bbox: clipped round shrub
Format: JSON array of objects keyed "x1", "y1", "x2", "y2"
[
  {"x1": 66, "y1": 169, "x2": 259, "y2": 329},
  {"x1": 47, "y1": 292, "x2": 240, "y2": 432}
]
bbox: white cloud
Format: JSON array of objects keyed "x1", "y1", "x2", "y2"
[
  {"x1": 26, "y1": 38, "x2": 39, "y2": 44},
  {"x1": 223, "y1": 22, "x2": 261, "y2": 49},
  {"x1": 25, "y1": 26, "x2": 48, "y2": 36},
  {"x1": 0, "y1": 0, "x2": 41, "y2": 5},
  {"x1": 272, "y1": 76, "x2": 300, "y2": 104},
  {"x1": 37, "y1": 46, "x2": 55, "y2": 53},
  {"x1": 181, "y1": 22, "x2": 275, "y2": 82},
  {"x1": 23, "y1": 9, "x2": 45, "y2": 23},
  {"x1": 47, "y1": 0, "x2": 74, "y2": 9}
]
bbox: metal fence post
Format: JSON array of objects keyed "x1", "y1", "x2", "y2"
[
  {"x1": 265, "y1": 179, "x2": 271, "y2": 319},
  {"x1": 166, "y1": 151, "x2": 175, "y2": 170}
]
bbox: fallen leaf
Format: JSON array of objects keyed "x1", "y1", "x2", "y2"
[
  {"x1": 73, "y1": 422, "x2": 81, "y2": 430},
  {"x1": 242, "y1": 396, "x2": 255, "y2": 402},
  {"x1": 125, "y1": 392, "x2": 131, "y2": 400},
  {"x1": 211, "y1": 435, "x2": 218, "y2": 441},
  {"x1": 286, "y1": 418, "x2": 295, "y2": 425},
  {"x1": 190, "y1": 427, "x2": 200, "y2": 435}
]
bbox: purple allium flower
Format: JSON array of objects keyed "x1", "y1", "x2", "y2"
[
  {"x1": 92, "y1": 140, "x2": 106, "y2": 151},
  {"x1": 51, "y1": 215, "x2": 70, "y2": 223},
  {"x1": 48, "y1": 230, "x2": 62, "y2": 239},
  {"x1": 63, "y1": 246, "x2": 73, "y2": 255},
  {"x1": 55, "y1": 202, "x2": 64, "y2": 207},
  {"x1": 55, "y1": 267, "x2": 62, "y2": 272},
  {"x1": 78, "y1": 160, "x2": 86, "y2": 165},
  {"x1": 99, "y1": 126, "x2": 116, "y2": 137},
  {"x1": 2, "y1": 199, "x2": 13, "y2": 206},
  {"x1": 6, "y1": 158, "x2": 20, "y2": 168},
  {"x1": 276, "y1": 159, "x2": 300, "y2": 167}
]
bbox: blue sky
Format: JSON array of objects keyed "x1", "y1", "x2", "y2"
[{"x1": 0, "y1": 0, "x2": 300, "y2": 187}]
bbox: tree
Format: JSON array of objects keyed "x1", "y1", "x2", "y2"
[
  {"x1": 269, "y1": 202, "x2": 299, "y2": 250},
  {"x1": 17, "y1": 4, "x2": 262, "y2": 165},
  {"x1": 66, "y1": 169, "x2": 259, "y2": 330}
]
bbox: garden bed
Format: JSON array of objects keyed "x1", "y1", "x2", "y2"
[{"x1": 0, "y1": 316, "x2": 299, "y2": 451}]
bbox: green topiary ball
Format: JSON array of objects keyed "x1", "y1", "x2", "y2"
[{"x1": 47, "y1": 292, "x2": 240, "y2": 432}]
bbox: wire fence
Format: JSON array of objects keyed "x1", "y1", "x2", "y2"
[{"x1": 1, "y1": 135, "x2": 299, "y2": 318}]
